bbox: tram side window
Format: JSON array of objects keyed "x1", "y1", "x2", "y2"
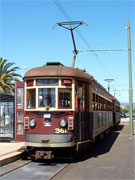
[
  {"x1": 92, "y1": 93, "x2": 96, "y2": 111},
  {"x1": 17, "y1": 88, "x2": 23, "y2": 109},
  {"x1": 59, "y1": 89, "x2": 71, "y2": 108},
  {"x1": 27, "y1": 89, "x2": 36, "y2": 108},
  {"x1": 38, "y1": 88, "x2": 55, "y2": 107},
  {"x1": 17, "y1": 112, "x2": 23, "y2": 122}
]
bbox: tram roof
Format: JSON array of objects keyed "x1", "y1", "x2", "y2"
[
  {"x1": 23, "y1": 62, "x2": 119, "y2": 103},
  {"x1": 24, "y1": 62, "x2": 93, "y2": 83}
]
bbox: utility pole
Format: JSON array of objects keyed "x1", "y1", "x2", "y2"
[
  {"x1": 127, "y1": 19, "x2": 133, "y2": 136},
  {"x1": 77, "y1": 20, "x2": 133, "y2": 135},
  {"x1": 104, "y1": 79, "x2": 114, "y2": 93}
]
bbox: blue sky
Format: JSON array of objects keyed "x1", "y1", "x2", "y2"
[{"x1": 0, "y1": 0, "x2": 134, "y2": 103}]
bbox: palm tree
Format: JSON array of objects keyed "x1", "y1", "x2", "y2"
[{"x1": 0, "y1": 57, "x2": 22, "y2": 94}]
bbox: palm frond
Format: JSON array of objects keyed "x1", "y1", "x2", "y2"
[{"x1": 0, "y1": 58, "x2": 22, "y2": 93}]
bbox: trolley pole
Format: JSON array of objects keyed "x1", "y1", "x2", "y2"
[
  {"x1": 127, "y1": 19, "x2": 133, "y2": 136},
  {"x1": 56, "y1": 21, "x2": 85, "y2": 68}
]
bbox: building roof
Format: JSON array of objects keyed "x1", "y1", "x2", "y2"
[{"x1": 0, "y1": 93, "x2": 14, "y2": 101}]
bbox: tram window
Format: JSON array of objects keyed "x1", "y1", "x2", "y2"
[
  {"x1": 62, "y1": 79, "x2": 72, "y2": 86},
  {"x1": 59, "y1": 89, "x2": 71, "y2": 108},
  {"x1": 26, "y1": 80, "x2": 33, "y2": 87},
  {"x1": 92, "y1": 93, "x2": 95, "y2": 111},
  {"x1": 38, "y1": 88, "x2": 55, "y2": 107},
  {"x1": 17, "y1": 112, "x2": 23, "y2": 122},
  {"x1": 93, "y1": 93, "x2": 95, "y2": 101},
  {"x1": 27, "y1": 89, "x2": 36, "y2": 108},
  {"x1": 17, "y1": 124, "x2": 23, "y2": 135},
  {"x1": 17, "y1": 88, "x2": 23, "y2": 109},
  {"x1": 92, "y1": 102, "x2": 95, "y2": 111},
  {"x1": 36, "y1": 79, "x2": 58, "y2": 86}
]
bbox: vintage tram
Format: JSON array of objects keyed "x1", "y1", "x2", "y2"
[{"x1": 18, "y1": 62, "x2": 120, "y2": 159}]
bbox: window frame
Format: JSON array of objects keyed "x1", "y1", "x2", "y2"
[
  {"x1": 25, "y1": 78, "x2": 74, "y2": 111},
  {"x1": 26, "y1": 88, "x2": 36, "y2": 109},
  {"x1": 58, "y1": 88, "x2": 72, "y2": 109},
  {"x1": 36, "y1": 79, "x2": 59, "y2": 86},
  {"x1": 17, "y1": 88, "x2": 24, "y2": 109},
  {"x1": 38, "y1": 87, "x2": 56, "y2": 108},
  {"x1": 26, "y1": 80, "x2": 33, "y2": 87}
]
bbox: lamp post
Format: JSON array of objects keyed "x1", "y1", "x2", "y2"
[{"x1": 104, "y1": 79, "x2": 114, "y2": 93}]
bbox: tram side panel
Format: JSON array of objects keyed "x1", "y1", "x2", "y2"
[
  {"x1": 91, "y1": 83, "x2": 114, "y2": 140},
  {"x1": 113, "y1": 99, "x2": 120, "y2": 126},
  {"x1": 74, "y1": 80, "x2": 114, "y2": 145}
]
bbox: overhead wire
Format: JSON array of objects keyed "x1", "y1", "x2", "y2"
[
  {"x1": 93, "y1": 54, "x2": 113, "y2": 78},
  {"x1": 53, "y1": 0, "x2": 122, "y2": 79},
  {"x1": 53, "y1": 0, "x2": 72, "y2": 27},
  {"x1": 54, "y1": 1, "x2": 92, "y2": 50},
  {"x1": 93, "y1": 28, "x2": 125, "y2": 48},
  {"x1": 53, "y1": 0, "x2": 93, "y2": 49}
]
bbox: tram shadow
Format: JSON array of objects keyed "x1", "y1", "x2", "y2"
[
  {"x1": 32, "y1": 124, "x2": 124, "y2": 165},
  {"x1": 73, "y1": 124, "x2": 124, "y2": 162},
  {"x1": 114, "y1": 124, "x2": 124, "y2": 131}
]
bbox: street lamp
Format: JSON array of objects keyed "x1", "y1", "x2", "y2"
[{"x1": 104, "y1": 79, "x2": 114, "y2": 93}]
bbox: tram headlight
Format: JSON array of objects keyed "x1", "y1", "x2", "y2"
[
  {"x1": 59, "y1": 119, "x2": 67, "y2": 128},
  {"x1": 29, "y1": 118, "x2": 37, "y2": 128}
]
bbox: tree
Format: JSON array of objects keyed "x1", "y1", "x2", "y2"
[
  {"x1": 120, "y1": 105, "x2": 129, "y2": 113},
  {"x1": 0, "y1": 57, "x2": 22, "y2": 94}
]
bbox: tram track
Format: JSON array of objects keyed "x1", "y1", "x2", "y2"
[
  {"x1": 49, "y1": 163, "x2": 71, "y2": 180},
  {"x1": 0, "y1": 159, "x2": 32, "y2": 177},
  {"x1": 0, "y1": 158, "x2": 71, "y2": 180}
]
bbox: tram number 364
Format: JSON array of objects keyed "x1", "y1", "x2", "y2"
[{"x1": 55, "y1": 128, "x2": 67, "y2": 134}]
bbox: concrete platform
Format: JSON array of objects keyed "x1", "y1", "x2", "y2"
[
  {"x1": 0, "y1": 142, "x2": 25, "y2": 167},
  {"x1": 52, "y1": 122, "x2": 135, "y2": 180}
]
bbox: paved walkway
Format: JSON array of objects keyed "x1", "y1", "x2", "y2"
[
  {"x1": 0, "y1": 142, "x2": 24, "y2": 167},
  {"x1": 52, "y1": 122, "x2": 135, "y2": 180}
]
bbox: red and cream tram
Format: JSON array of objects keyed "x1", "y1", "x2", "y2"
[{"x1": 15, "y1": 62, "x2": 120, "y2": 159}]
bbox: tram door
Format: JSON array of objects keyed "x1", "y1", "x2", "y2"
[
  {"x1": 76, "y1": 82, "x2": 90, "y2": 142},
  {"x1": 77, "y1": 83, "x2": 84, "y2": 142}
]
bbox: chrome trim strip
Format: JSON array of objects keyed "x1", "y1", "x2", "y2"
[
  {"x1": 25, "y1": 141, "x2": 75, "y2": 148},
  {"x1": 25, "y1": 133, "x2": 74, "y2": 143}
]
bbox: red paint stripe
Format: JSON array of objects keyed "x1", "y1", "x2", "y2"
[{"x1": 0, "y1": 150, "x2": 17, "y2": 158}]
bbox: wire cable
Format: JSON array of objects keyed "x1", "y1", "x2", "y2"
[
  {"x1": 53, "y1": 0, "x2": 123, "y2": 80},
  {"x1": 53, "y1": 0, "x2": 72, "y2": 27},
  {"x1": 94, "y1": 28, "x2": 125, "y2": 48},
  {"x1": 93, "y1": 53, "x2": 113, "y2": 78},
  {"x1": 53, "y1": 0, "x2": 92, "y2": 48}
]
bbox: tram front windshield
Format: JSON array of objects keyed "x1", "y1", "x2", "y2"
[
  {"x1": 38, "y1": 88, "x2": 55, "y2": 107},
  {"x1": 26, "y1": 85, "x2": 72, "y2": 109}
]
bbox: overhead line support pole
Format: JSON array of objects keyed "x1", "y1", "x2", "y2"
[
  {"x1": 78, "y1": 49, "x2": 128, "y2": 52},
  {"x1": 79, "y1": 20, "x2": 133, "y2": 136},
  {"x1": 127, "y1": 19, "x2": 133, "y2": 136}
]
